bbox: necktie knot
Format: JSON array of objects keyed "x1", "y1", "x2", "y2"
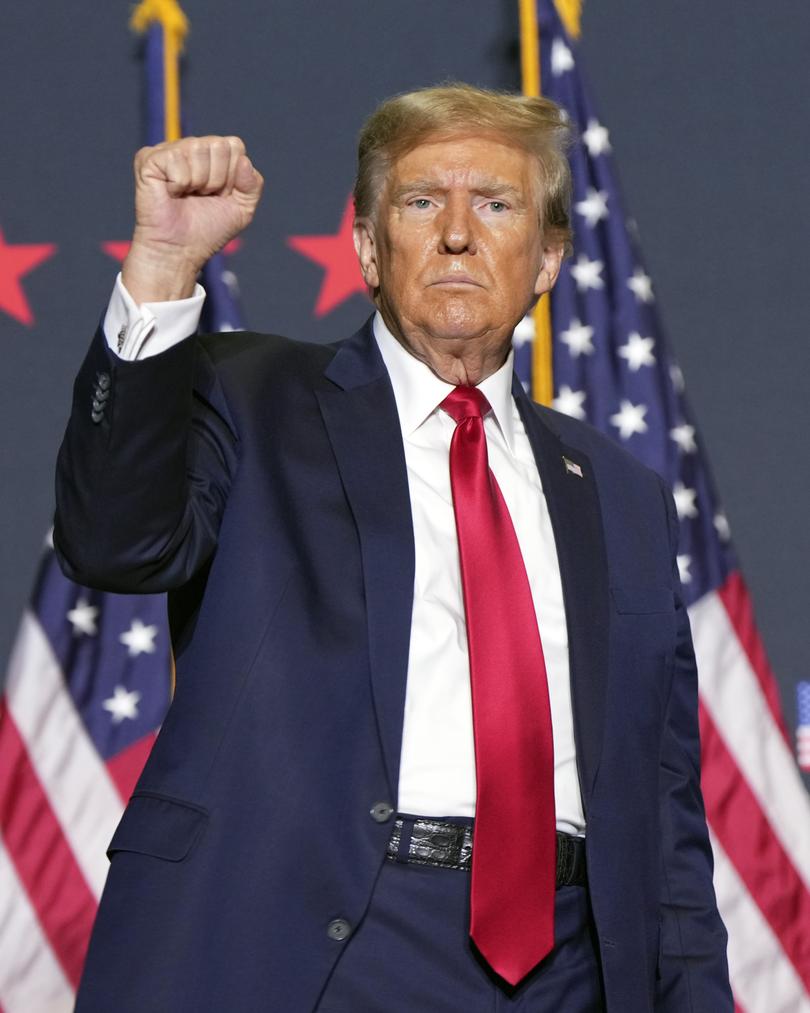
[{"x1": 440, "y1": 385, "x2": 491, "y2": 424}]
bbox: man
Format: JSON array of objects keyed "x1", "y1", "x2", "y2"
[{"x1": 55, "y1": 84, "x2": 732, "y2": 1011}]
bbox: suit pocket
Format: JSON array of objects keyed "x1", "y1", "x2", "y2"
[
  {"x1": 107, "y1": 792, "x2": 209, "y2": 862},
  {"x1": 611, "y1": 586, "x2": 674, "y2": 615}
]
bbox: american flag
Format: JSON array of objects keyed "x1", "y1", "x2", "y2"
[
  {"x1": 0, "y1": 2, "x2": 245, "y2": 1009},
  {"x1": 798, "y1": 682, "x2": 810, "y2": 774},
  {"x1": 516, "y1": 3, "x2": 810, "y2": 1008}
]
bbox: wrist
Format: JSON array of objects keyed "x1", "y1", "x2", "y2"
[{"x1": 121, "y1": 238, "x2": 202, "y2": 303}]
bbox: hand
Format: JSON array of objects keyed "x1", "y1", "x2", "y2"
[{"x1": 121, "y1": 135, "x2": 264, "y2": 303}]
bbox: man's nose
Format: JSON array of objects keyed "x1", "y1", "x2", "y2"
[{"x1": 438, "y1": 200, "x2": 477, "y2": 255}]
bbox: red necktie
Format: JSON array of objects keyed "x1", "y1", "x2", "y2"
[{"x1": 441, "y1": 385, "x2": 556, "y2": 986}]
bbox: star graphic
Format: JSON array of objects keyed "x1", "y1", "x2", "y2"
[
  {"x1": 627, "y1": 267, "x2": 654, "y2": 304},
  {"x1": 102, "y1": 685, "x2": 141, "y2": 724},
  {"x1": 560, "y1": 318, "x2": 595, "y2": 357},
  {"x1": 0, "y1": 226, "x2": 57, "y2": 326},
  {"x1": 574, "y1": 188, "x2": 609, "y2": 228},
  {"x1": 670, "y1": 423, "x2": 697, "y2": 453},
  {"x1": 714, "y1": 511, "x2": 731, "y2": 542},
  {"x1": 609, "y1": 399, "x2": 648, "y2": 440},
  {"x1": 67, "y1": 598, "x2": 99, "y2": 637},
  {"x1": 551, "y1": 38, "x2": 575, "y2": 76},
  {"x1": 582, "y1": 119, "x2": 611, "y2": 157},
  {"x1": 569, "y1": 255, "x2": 604, "y2": 292},
  {"x1": 288, "y1": 197, "x2": 368, "y2": 317},
  {"x1": 553, "y1": 385, "x2": 587, "y2": 420},
  {"x1": 512, "y1": 314, "x2": 535, "y2": 348},
  {"x1": 672, "y1": 481, "x2": 698, "y2": 520},
  {"x1": 618, "y1": 332, "x2": 656, "y2": 371},
  {"x1": 677, "y1": 555, "x2": 692, "y2": 584},
  {"x1": 119, "y1": 619, "x2": 158, "y2": 657}
]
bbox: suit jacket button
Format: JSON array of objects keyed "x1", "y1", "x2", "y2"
[
  {"x1": 370, "y1": 802, "x2": 394, "y2": 823},
  {"x1": 327, "y1": 918, "x2": 351, "y2": 942},
  {"x1": 96, "y1": 372, "x2": 111, "y2": 390},
  {"x1": 91, "y1": 410, "x2": 104, "y2": 424}
]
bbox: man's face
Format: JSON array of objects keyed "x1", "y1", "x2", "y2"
[{"x1": 354, "y1": 133, "x2": 563, "y2": 382}]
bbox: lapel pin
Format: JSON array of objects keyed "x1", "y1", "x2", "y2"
[{"x1": 563, "y1": 456, "x2": 583, "y2": 478}]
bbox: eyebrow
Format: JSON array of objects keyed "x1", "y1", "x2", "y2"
[{"x1": 389, "y1": 177, "x2": 525, "y2": 204}]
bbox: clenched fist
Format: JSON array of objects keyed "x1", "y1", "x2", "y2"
[{"x1": 122, "y1": 135, "x2": 264, "y2": 303}]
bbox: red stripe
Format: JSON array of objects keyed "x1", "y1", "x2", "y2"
[
  {"x1": 106, "y1": 732, "x2": 157, "y2": 802},
  {"x1": 717, "y1": 572, "x2": 790, "y2": 745},
  {"x1": 0, "y1": 702, "x2": 97, "y2": 988},
  {"x1": 699, "y1": 702, "x2": 810, "y2": 992}
]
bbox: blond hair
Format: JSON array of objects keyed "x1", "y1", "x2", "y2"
[{"x1": 354, "y1": 83, "x2": 573, "y2": 250}]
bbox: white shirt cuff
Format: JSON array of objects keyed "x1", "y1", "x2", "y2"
[{"x1": 103, "y1": 273, "x2": 206, "y2": 360}]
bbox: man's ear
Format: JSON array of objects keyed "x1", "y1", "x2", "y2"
[
  {"x1": 353, "y1": 219, "x2": 380, "y2": 289},
  {"x1": 533, "y1": 241, "x2": 564, "y2": 298}
]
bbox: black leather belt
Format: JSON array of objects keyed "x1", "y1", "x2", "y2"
[{"x1": 386, "y1": 816, "x2": 587, "y2": 887}]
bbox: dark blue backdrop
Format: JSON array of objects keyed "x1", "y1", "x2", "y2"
[{"x1": 2, "y1": 1, "x2": 808, "y2": 774}]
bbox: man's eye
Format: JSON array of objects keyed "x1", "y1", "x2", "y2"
[
  {"x1": 487, "y1": 201, "x2": 508, "y2": 213},
  {"x1": 410, "y1": 198, "x2": 433, "y2": 209}
]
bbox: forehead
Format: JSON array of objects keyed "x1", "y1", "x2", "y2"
[{"x1": 386, "y1": 133, "x2": 537, "y2": 192}]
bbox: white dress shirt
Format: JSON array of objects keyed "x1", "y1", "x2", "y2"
[{"x1": 103, "y1": 276, "x2": 586, "y2": 835}]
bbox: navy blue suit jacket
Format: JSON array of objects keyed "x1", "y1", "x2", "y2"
[{"x1": 55, "y1": 319, "x2": 731, "y2": 1012}]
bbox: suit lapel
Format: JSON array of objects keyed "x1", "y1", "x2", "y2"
[
  {"x1": 316, "y1": 321, "x2": 415, "y2": 798},
  {"x1": 513, "y1": 378, "x2": 610, "y2": 810}
]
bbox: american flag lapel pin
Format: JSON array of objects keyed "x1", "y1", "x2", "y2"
[{"x1": 563, "y1": 456, "x2": 583, "y2": 478}]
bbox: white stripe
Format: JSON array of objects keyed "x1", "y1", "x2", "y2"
[
  {"x1": 0, "y1": 834, "x2": 74, "y2": 1013},
  {"x1": 690, "y1": 593, "x2": 810, "y2": 889},
  {"x1": 709, "y1": 829, "x2": 810, "y2": 1013},
  {"x1": 5, "y1": 612, "x2": 123, "y2": 899}
]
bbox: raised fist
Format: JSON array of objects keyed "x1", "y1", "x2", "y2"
[{"x1": 122, "y1": 135, "x2": 264, "y2": 303}]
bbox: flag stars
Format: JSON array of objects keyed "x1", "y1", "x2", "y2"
[
  {"x1": 512, "y1": 315, "x2": 535, "y2": 348},
  {"x1": 610, "y1": 399, "x2": 648, "y2": 440},
  {"x1": 714, "y1": 511, "x2": 731, "y2": 542},
  {"x1": 673, "y1": 481, "x2": 699, "y2": 520},
  {"x1": 575, "y1": 188, "x2": 609, "y2": 228},
  {"x1": 560, "y1": 318, "x2": 595, "y2": 357},
  {"x1": 102, "y1": 686, "x2": 141, "y2": 724},
  {"x1": 553, "y1": 385, "x2": 587, "y2": 420},
  {"x1": 677, "y1": 555, "x2": 692, "y2": 584},
  {"x1": 67, "y1": 599, "x2": 99, "y2": 637},
  {"x1": 669, "y1": 364, "x2": 685, "y2": 393},
  {"x1": 582, "y1": 118, "x2": 611, "y2": 157},
  {"x1": 670, "y1": 424, "x2": 697, "y2": 453},
  {"x1": 618, "y1": 332, "x2": 656, "y2": 371},
  {"x1": 551, "y1": 38, "x2": 574, "y2": 76},
  {"x1": 627, "y1": 268, "x2": 654, "y2": 304},
  {"x1": 570, "y1": 255, "x2": 604, "y2": 292},
  {"x1": 119, "y1": 619, "x2": 158, "y2": 657}
]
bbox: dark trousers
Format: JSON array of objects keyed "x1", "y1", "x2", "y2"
[{"x1": 316, "y1": 853, "x2": 605, "y2": 1012}]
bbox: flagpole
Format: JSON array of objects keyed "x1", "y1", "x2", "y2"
[
  {"x1": 130, "y1": 0, "x2": 190, "y2": 142},
  {"x1": 518, "y1": 0, "x2": 581, "y2": 406}
]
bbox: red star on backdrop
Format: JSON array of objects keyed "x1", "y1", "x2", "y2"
[
  {"x1": 287, "y1": 197, "x2": 369, "y2": 317},
  {"x1": 0, "y1": 227, "x2": 57, "y2": 326},
  {"x1": 102, "y1": 238, "x2": 242, "y2": 263}
]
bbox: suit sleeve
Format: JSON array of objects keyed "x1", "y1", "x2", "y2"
[
  {"x1": 655, "y1": 479, "x2": 733, "y2": 1011},
  {"x1": 54, "y1": 327, "x2": 238, "y2": 593}
]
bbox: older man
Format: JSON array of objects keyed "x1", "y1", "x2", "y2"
[{"x1": 56, "y1": 85, "x2": 732, "y2": 1011}]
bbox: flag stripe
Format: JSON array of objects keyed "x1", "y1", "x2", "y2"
[
  {"x1": 0, "y1": 707, "x2": 97, "y2": 989},
  {"x1": 0, "y1": 836, "x2": 73, "y2": 1013},
  {"x1": 717, "y1": 572, "x2": 791, "y2": 745},
  {"x1": 710, "y1": 830, "x2": 810, "y2": 1013},
  {"x1": 5, "y1": 612, "x2": 123, "y2": 899},
  {"x1": 700, "y1": 704, "x2": 810, "y2": 991},
  {"x1": 105, "y1": 731, "x2": 157, "y2": 802},
  {"x1": 691, "y1": 589, "x2": 810, "y2": 888}
]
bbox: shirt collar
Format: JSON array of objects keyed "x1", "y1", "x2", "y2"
[{"x1": 372, "y1": 311, "x2": 517, "y2": 454}]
